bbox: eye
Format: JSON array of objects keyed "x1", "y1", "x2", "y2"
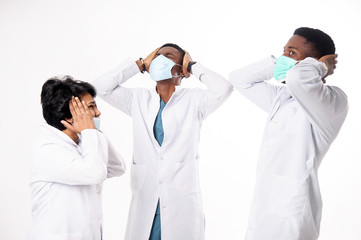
[
  {"x1": 88, "y1": 105, "x2": 94, "y2": 109},
  {"x1": 290, "y1": 51, "x2": 296, "y2": 56}
]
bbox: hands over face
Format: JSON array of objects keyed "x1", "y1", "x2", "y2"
[
  {"x1": 144, "y1": 48, "x2": 160, "y2": 72},
  {"x1": 61, "y1": 96, "x2": 95, "y2": 134}
]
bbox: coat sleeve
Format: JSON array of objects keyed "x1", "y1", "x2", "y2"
[
  {"x1": 92, "y1": 59, "x2": 140, "y2": 116},
  {"x1": 286, "y1": 57, "x2": 349, "y2": 139},
  {"x1": 229, "y1": 56, "x2": 281, "y2": 113},
  {"x1": 192, "y1": 63, "x2": 233, "y2": 119},
  {"x1": 106, "y1": 138, "x2": 126, "y2": 178},
  {"x1": 35, "y1": 129, "x2": 109, "y2": 185}
]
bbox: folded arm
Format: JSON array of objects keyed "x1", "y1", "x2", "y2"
[
  {"x1": 286, "y1": 57, "x2": 348, "y2": 138},
  {"x1": 92, "y1": 59, "x2": 140, "y2": 116},
  {"x1": 35, "y1": 129, "x2": 109, "y2": 185},
  {"x1": 229, "y1": 56, "x2": 281, "y2": 113},
  {"x1": 192, "y1": 63, "x2": 233, "y2": 118}
]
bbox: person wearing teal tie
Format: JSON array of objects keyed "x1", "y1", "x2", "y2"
[
  {"x1": 149, "y1": 98, "x2": 166, "y2": 240},
  {"x1": 93, "y1": 43, "x2": 232, "y2": 240}
]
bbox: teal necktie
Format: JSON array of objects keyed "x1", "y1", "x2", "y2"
[
  {"x1": 152, "y1": 99, "x2": 166, "y2": 220},
  {"x1": 153, "y1": 99, "x2": 166, "y2": 146}
]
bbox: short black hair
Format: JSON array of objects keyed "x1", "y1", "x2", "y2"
[
  {"x1": 160, "y1": 43, "x2": 186, "y2": 59},
  {"x1": 294, "y1": 27, "x2": 335, "y2": 58},
  {"x1": 41, "y1": 76, "x2": 96, "y2": 131}
]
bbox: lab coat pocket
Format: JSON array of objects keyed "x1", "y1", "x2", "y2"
[
  {"x1": 173, "y1": 159, "x2": 201, "y2": 196},
  {"x1": 130, "y1": 163, "x2": 147, "y2": 195},
  {"x1": 265, "y1": 174, "x2": 308, "y2": 219}
]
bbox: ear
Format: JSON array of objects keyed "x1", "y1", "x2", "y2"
[{"x1": 311, "y1": 47, "x2": 321, "y2": 60}]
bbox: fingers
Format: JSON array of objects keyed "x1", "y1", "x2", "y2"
[
  {"x1": 61, "y1": 120, "x2": 76, "y2": 132},
  {"x1": 182, "y1": 52, "x2": 192, "y2": 78},
  {"x1": 74, "y1": 97, "x2": 86, "y2": 113},
  {"x1": 81, "y1": 99, "x2": 91, "y2": 115},
  {"x1": 153, "y1": 47, "x2": 160, "y2": 55},
  {"x1": 147, "y1": 47, "x2": 160, "y2": 61},
  {"x1": 319, "y1": 53, "x2": 338, "y2": 78},
  {"x1": 332, "y1": 54, "x2": 338, "y2": 65},
  {"x1": 68, "y1": 97, "x2": 77, "y2": 117},
  {"x1": 69, "y1": 96, "x2": 91, "y2": 121},
  {"x1": 70, "y1": 96, "x2": 81, "y2": 116},
  {"x1": 144, "y1": 48, "x2": 160, "y2": 72}
]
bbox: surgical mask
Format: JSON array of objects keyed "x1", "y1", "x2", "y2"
[
  {"x1": 273, "y1": 55, "x2": 298, "y2": 81},
  {"x1": 93, "y1": 117, "x2": 101, "y2": 130},
  {"x1": 149, "y1": 54, "x2": 183, "y2": 81},
  {"x1": 77, "y1": 117, "x2": 101, "y2": 140}
]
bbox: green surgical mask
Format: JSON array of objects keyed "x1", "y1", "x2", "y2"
[{"x1": 273, "y1": 55, "x2": 298, "y2": 81}]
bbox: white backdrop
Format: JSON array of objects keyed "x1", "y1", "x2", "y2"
[{"x1": 1, "y1": 0, "x2": 360, "y2": 239}]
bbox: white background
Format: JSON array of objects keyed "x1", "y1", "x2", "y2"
[{"x1": 1, "y1": 0, "x2": 360, "y2": 239}]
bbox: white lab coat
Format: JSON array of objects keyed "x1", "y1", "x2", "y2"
[
  {"x1": 28, "y1": 123, "x2": 125, "y2": 240},
  {"x1": 229, "y1": 56, "x2": 348, "y2": 240},
  {"x1": 92, "y1": 59, "x2": 232, "y2": 240}
]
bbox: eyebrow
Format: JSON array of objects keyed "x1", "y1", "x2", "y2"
[
  {"x1": 285, "y1": 46, "x2": 298, "y2": 50},
  {"x1": 164, "y1": 52, "x2": 176, "y2": 57}
]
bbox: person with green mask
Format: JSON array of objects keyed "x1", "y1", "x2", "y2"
[{"x1": 229, "y1": 27, "x2": 348, "y2": 240}]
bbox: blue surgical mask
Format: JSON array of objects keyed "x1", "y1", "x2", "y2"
[
  {"x1": 93, "y1": 117, "x2": 101, "y2": 130},
  {"x1": 273, "y1": 55, "x2": 298, "y2": 81},
  {"x1": 77, "y1": 117, "x2": 101, "y2": 141},
  {"x1": 149, "y1": 54, "x2": 183, "y2": 81}
]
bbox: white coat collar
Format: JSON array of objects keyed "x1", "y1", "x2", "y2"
[
  {"x1": 152, "y1": 85, "x2": 182, "y2": 101},
  {"x1": 40, "y1": 123, "x2": 78, "y2": 148}
]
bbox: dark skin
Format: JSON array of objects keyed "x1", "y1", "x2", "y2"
[
  {"x1": 283, "y1": 34, "x2": 338, "y2": 83},
  {"x1": 136, "y1": 46, "x2": 193, "y2": 103}
]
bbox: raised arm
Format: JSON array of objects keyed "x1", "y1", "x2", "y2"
[
  {"x1": 92, "y1": 49, "x2": 159, "y2": 116},
  {"x1": 286, "y1": 56, "x2": 348, "y2": 139},
  {"x1": 192, "y1": 63, "x2": 233, "y2": 118},
  {"x1": 229, "y1": 56, "x2": 281, "y2": 113},
  {"x1": 183, "y1": 52, "x2": 232, "y2": 119},
  {"x1": 92, "y1": 59, "x2": 139, "y2": 116}
]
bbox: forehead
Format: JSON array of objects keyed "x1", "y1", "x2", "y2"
[
  {"x1": 80, "y1": 92, "x2": 95, "y2": 103},
  {"x1": 285, "y1": 35, "x2": 313, "y2": 52},
  {"x1": 157, "y1": 46, "x2": 182, "y2": 62}
]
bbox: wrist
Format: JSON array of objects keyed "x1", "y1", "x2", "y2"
[
  {"x1": 136, "y1": 58, "x2": 146, "y2": 73},
  {"x1": 320, "y1": 61, "x2": 328, "y2": 77}
]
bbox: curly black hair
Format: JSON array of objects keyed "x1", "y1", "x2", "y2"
[
  {"x1": 40, "y1": 76, "x2": 96, "y2": 131},
  {"x1": 294, "y1": 27, "x2": 335, "y2": 58},
  {"x1": 160, "y1": 43, "x2": 186, "y2": 59}
]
